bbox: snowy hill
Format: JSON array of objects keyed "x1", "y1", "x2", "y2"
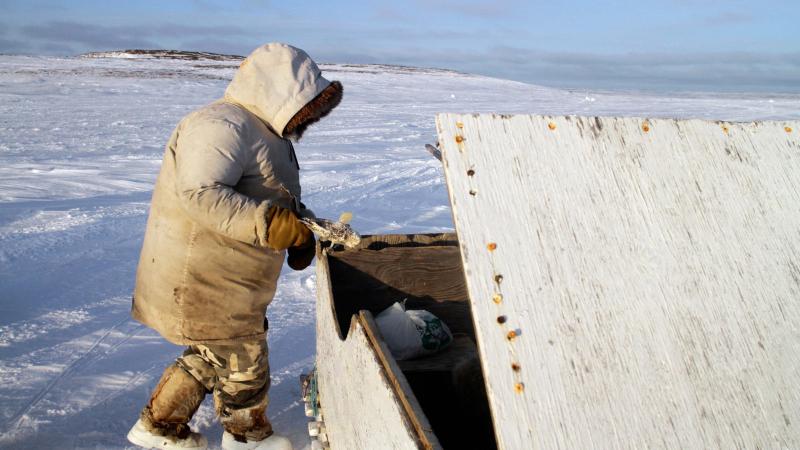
[
  {"x1": 80, "y1": 49, "x2": 464, "y2": 76},
  {"x1": 81, "y1": 49, "x2": 245, "y2": 61},
  {"x1": 0, "y1": 53, "x2": 798, "y2": 449}
]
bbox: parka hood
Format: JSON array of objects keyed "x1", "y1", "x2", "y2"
[{"x1": 224, "y1": 43, "x2": 333, "y2": 138}]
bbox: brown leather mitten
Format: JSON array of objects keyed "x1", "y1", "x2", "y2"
[{"x1": 266, "y1": 205, "x2": 313, "y2": 251}]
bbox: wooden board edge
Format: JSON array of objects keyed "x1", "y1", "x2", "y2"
[
  {"x1": 317, "y1": 246, "x2": 346, "y2": 341},
  {"x1": 328, "y1": 232, "x2": 459, "y2": 252},
  {"x1": 359, "y1": 311, "x2": 443, "y2": 450},
  {"x1": 436, "y1": 112, "x2": 510, "y2": 449}
]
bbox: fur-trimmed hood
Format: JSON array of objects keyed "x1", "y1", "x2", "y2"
[
  {"x1": 283, "y1": 80, "x2": 342, "y2": 141},
  {"x1": 224, "y1": 43, "x2": 336, "y2": 138}
]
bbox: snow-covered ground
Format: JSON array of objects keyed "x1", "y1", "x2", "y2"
[{"x1": 0, "y1": 54, "x2": 797, "y2": 449}]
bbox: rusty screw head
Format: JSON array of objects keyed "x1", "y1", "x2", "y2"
[
  {"x1": 492, "y1": 293, "x2": 503, "y2": 304},
  {"x1": 456, "y1": 121, "x2": 464, "y2": 128},
  {"x1": 487, "y1": 242, "x2": 497, "y2": 251},
  {"x1": 514, "y1": 382, "x2": 525, "y2": 393},
  {"x1": 511, "y1": 362, "x2": 521, "y2": 372},
  {"x1": 548, "y1": 122, "x2": 557, "y2": 130},
  {"x1": 507, "y1": 330, "x2": 517, "y2": 340},
  {"x1": 497, "y1": 315, "x2": 507, "y2": 324},
  {"x1": 455, "y1": 135, "x2": 465, "y2": 143},
  {"x1": 642, "y1": 123, "x2": 650, "y2": 132},
  {"x1": 786, "y1": 126, "x2": 794, "y2": 133}
]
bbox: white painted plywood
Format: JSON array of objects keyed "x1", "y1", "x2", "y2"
[
  {"x1": 436, "y1": 114, "x2": 800, "y2": 449},
  {"x1": 315, "y1": 253, "x2": 433, "y2": 450}
]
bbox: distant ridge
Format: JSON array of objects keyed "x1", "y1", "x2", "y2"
[
  {"x1": 78, "y1": 49, "x2": 465, "y2": 77},
  {"x1": 80, "y1": 49, "x2": 244, "y2": 61}
]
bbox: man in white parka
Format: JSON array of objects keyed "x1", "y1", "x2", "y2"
[{"x1": 127, "y1": 43, "x2": 342, "y2": 450}]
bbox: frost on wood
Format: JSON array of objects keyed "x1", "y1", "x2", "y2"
[{"x1": 436, "y1": 114, "x2": 800, "y2": 449}]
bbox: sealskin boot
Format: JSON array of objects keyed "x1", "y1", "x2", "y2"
[
  {"x1": 218, "y1": 405, "x2": 291, "y2": 450},
  {"x1": 127, "y1": 364, "x2": 208, "y2": 450},
  {"x1": 220, "y1": 431, "x2": 293, "y2": 450},
  {"x1": 127, "y1": 418, "x2": 207, "y2": 450}
]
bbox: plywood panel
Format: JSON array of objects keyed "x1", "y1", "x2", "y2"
[
  {"x1": 315, "y1": 250, "x2": 441, "y2": 450},
  {"x1": 328, "y1": 244, "x2": 473, "y2": 338},
  {"x1": 330, "y1": 246, "x2": 466, "y2": 301},
  {"x1": 436, "y1": 114, "x2": 800, "y2": 449}
]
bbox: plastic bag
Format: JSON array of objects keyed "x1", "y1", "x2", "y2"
[{"x1": 374, "y1": 301, "x2": 453, "y2": 360}]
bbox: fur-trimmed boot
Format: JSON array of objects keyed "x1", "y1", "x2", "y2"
[
  {"x1": 220, "y1": 432, "x2": 293, "y2": 450},
  {"x1": 218, "y1": 406, "x2": 292, "y2": 450},
  {"x1": 127, "y1": 364, "x2": 208, "y2": 450}
]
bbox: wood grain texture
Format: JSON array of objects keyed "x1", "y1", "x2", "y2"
[
  {"x1": 328, "y1": 245, "x2": 474, "y2": 338},
  {"x1": 315, "y1": 250, "x2": 441, "y2": 450},
  {"x1": 330, "y1": 246, "x2": 467, "y2": 302},
  {"x1": 361, "y1": 311, "x2": 440, "y2": 449},
  {"x1": 350, "y1": 233, "x2": 459, "y2": 250},
  {"x1": 436, "y1": 114, "x2": 800, "y2": 449}
]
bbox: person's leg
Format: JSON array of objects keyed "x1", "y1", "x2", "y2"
[
  {"x1": 128, "y1": 347, "x2": 212, "y2": 449},
  {"x1": 196, "y1": 339, "x2": 273, "y2": 442},
  {"x1": 176, "y1": 345, "x2": 218, "y2": 393}
]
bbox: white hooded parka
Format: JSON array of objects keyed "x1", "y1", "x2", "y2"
[{"x1": 132, "y1": 43, "x2": 332, "y2": 344}]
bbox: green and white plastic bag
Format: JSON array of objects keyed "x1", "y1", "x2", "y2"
[{"x1": 375, "y1": 301, "x2": 453, "y2": 360}]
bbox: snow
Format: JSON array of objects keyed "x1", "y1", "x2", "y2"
[{"x1": 0, "y1": 54, "x2": 798, "y2": 449}]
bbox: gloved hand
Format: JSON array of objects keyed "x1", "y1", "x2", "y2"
[
  {"x1": 297, "y1": 201, "x2": 316, "y2": 220},
  {"x1": 266, "y1": 205, "x2": 313, "y2": 251},
  {"x1": 287, "y1": 238, "x2": 316, "y2": 270}
]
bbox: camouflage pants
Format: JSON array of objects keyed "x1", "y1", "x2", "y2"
[{"x1": 178, "y1": 338, "x2": 273, "y2": 441}]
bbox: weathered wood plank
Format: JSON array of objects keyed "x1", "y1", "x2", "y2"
[
  {"x1": 351, "y1": 233, "x2": 459, "y2": 250},
  {"x1": 315, "y1": 249, "x2": 442, "y2": 450},
  {"x1": 332, "y1": 246, "x2": 467, "y2": 302},
  {"x1": 328, "y1": 245, "x2": 474, "y2": 338},
  {"x1": 330, "y1": 246, "x2": 467, "y2": 301},
  {"x1": 436, "y1": 114, "x2": 800, "y2": 449},
  {"x1": 360, "y1": 311, "x2": 440, "y2": 450}
]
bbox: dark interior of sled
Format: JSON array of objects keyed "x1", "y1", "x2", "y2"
[{"x1": 324, "y1": 233, "x2": 497, "y2": 449}]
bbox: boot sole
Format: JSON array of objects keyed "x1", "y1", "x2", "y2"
[{"x1": 127, "y1": 424, "x2": 207, "y2": 450}]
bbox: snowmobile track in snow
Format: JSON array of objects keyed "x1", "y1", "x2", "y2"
[{"x1": 2, "y1": 317, "x2": 143, "y2": 434}]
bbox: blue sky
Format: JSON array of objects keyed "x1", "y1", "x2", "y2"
[{"x1": 2, "y1": 0, "x2": 798, "y2": 92}]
